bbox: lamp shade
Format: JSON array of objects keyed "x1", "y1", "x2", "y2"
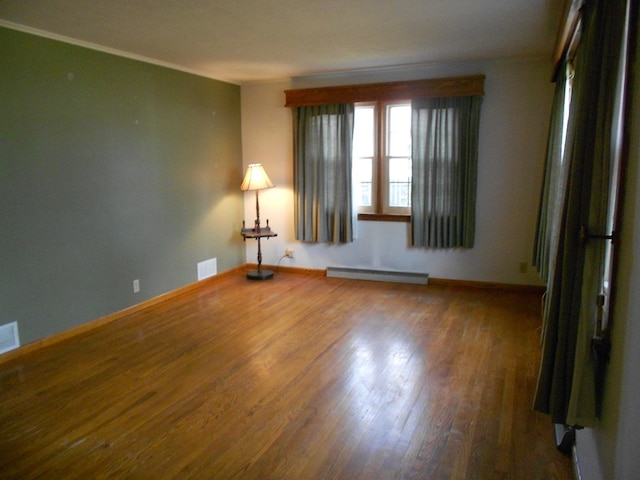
[{"x1": 240, "y1": 164, "x2": 274, "y2": 191}]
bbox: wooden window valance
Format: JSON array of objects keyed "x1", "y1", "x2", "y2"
[{"x1": 284, "y1": 75, "x2": 485, "y2": 107}]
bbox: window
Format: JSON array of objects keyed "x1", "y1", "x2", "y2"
[
  {"x1": 285, "y1": 76, "x2": 485, "y2": 226},
  {"x1": 353, "y1": 101, "x2": 412, "y2": 217}
]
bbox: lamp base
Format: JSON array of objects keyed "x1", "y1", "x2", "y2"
[{"x1": 246, "y1": 269, "x2": 274, "y2": 280}]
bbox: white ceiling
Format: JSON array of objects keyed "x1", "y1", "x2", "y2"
[{"x1": 0, "y1": 0, "x2": 563, "y2": 84}]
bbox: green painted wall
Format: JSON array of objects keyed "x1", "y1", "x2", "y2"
[{"x1": 0, "y1": 27, "x2": 245, "y2": 345}]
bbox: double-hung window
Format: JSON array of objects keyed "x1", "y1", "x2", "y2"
[
  {"x1": 285, "y1": 76, "x2": 485, "y2": 239},
  {"x1": 353, "y1": 102, "x2": 412, "y2": 217}
]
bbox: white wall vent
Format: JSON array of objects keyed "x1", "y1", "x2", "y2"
[
  {"x1": 326, "y1": 267, "x2": 429, "y2": 285},
  {"x1": 197, "y1": 257, "x2": 217, "y2": 280},
  {"x1": 0, "y1": 321, "x2": 20, "y2": 355}
]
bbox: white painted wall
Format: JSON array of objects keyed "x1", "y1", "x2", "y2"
[{"x1": 240, "y1": 56, "x2": 554, "y2": 285}]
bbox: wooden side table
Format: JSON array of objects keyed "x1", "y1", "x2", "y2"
[{"x1": 241, "y1": 221, "x2": 278, "y2": 280}]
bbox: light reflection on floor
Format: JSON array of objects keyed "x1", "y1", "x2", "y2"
[{"x1": 345, "y1": 330, "x2": 427, "y2": 446}]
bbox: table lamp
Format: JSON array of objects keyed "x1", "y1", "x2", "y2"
[{"x1": 241, "y1": 164, "x2": 277, "y2": 279}]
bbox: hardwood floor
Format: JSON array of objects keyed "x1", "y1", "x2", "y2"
[{"x1": 0, "y1": 271, "x2": 573, "y2": 479}]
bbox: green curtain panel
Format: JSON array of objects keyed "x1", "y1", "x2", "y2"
[
  {"x1": 533, "y1": 63, "x2": 571, "y2": 287},
  {"x1": 293, "y1": 104, "x2": 355, "y2": 243},
  {"x1": 534, "y1": 0, "x2": 631, "y2": 427},
  {"x1": 411, "y1": 96, "x2": 482, "y2": 248}
]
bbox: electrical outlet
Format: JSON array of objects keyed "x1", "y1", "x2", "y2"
[
  {"x1": 285, "y1": 248, "x2": 294, "y2": 258},
  {"x1": 133, "y1": 279, "x2": 140, "y2": 293}
]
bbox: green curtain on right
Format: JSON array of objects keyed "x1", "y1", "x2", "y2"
[
  {"x1": 411, "y1": 95, "x2": 483, "y2": 248},
  {"x1": 533, "y1": 0, "x2": 631, "y2": 427},
  {"x1": 532, "y1": 62, "x2": 570, "y2": 287}
]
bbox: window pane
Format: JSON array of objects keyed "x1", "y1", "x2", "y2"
[
  {"x1": 387, "y1": 104, "x2": 411, "y2": 209},
  {"x1": 388, "y1": 157, "x2": 411, "y2": 207},
  {"x1": 353, "y1": 106, "x2": 374, "y2": 158},
  {"x1": 354, "y1": 157, "x2": 373, "y2": 206},
  {"x1": 353, "y1": 105, "x2": 375, "y2": 207},
  {"x1": 388, "y1": 104, "x2": 411, "y2": 157}
]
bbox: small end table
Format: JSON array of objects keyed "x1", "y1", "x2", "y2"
[{"x1": 241, "y1": 220, "x2": 278, "y2": 280}]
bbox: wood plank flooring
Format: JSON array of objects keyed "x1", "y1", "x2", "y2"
[{"x1": 0, "y1": 271, "x2": 573, "y2": 479}]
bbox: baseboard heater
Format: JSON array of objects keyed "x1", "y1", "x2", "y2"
[{"x1": 326, "y1": 267, "x2": 429, "y2": 285}]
